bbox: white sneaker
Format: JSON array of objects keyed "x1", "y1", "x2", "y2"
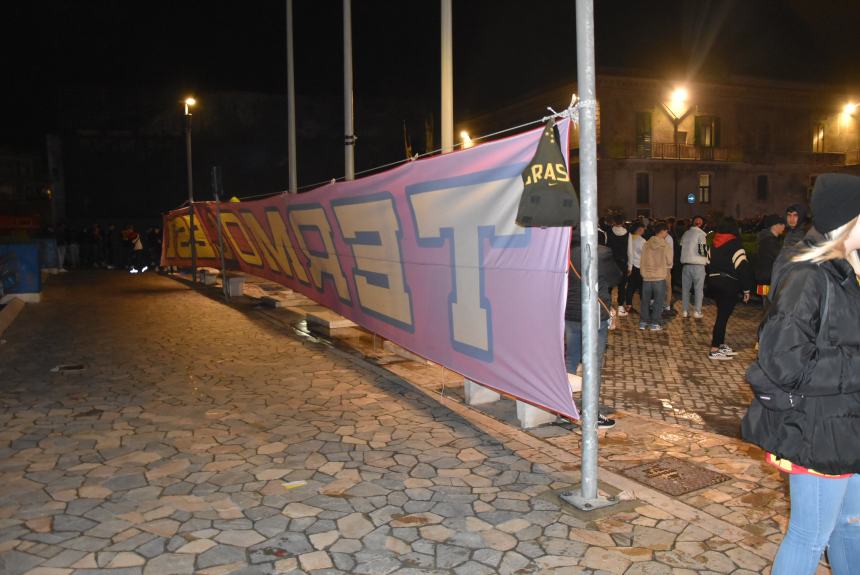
[
  {"x1": 709, "y1": 350, "x2": 733, "y2": 360},
  {"x1": 617, "y1": 306, "x2": 628, "y2": 317},
  {"x1": 718, "y1": 344, "x2": 737, "y2": 356},
  {"x1": 693, "y1": 311, "x2": 703, "y2": 319},
  {"x1": 682, "y1": 310, "x2": 689, "y2": 318}
]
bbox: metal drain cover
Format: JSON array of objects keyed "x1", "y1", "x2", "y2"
[{"x1": 620, "y1": 456, "x2": 731, "y2": 496}]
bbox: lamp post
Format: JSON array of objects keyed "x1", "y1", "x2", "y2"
[
  {"x1": 184, "y1": 97, "x2": 197, "y2": 284},
  {"x1": 661, "y1": 86, "x2": 690, "y2": 217}
]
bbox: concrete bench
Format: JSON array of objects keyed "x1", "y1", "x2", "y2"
[
  {"x1": 196, "y1": 268, "x2": 220, "y2": 286},
  {"x1": 225, "y1": 275, "x2": 245, "y2": 297}
]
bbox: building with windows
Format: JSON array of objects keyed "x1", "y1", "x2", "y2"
[
  {"x1": 0, "y1": 149, "x2": 52, "y2": 228},
  {"x1": 565, "y1": 72, "x2": 860, "y2": 220}
]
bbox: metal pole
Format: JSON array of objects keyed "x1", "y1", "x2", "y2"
[
  {"x1": 287, "y1": 0, "x2": 298, "y2": 193},
  {"x1": 185, "y1": 109, "x2": 197, "y2": 284},
  {"x1": 561, "y1": 0, "x2": 617, "y2": 512},
  {"x1": 673, "y1": 123, "x2": 679, "y2": 217},
  {"x1": 440, "y1": 0, "x2": 453, "y2": 153},
  {"x1": 211, "y1": 166, "x2": 229, "y2": 300},
  {"x1": 343, "y1": 0, "x2": 355, "y2": 180}
]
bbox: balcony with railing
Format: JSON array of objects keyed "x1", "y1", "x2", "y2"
[{"x1": 617, "y1": 142, "x2": 743, "y2": 162}]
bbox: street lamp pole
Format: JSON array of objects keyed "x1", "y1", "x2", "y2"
[{"x1": 184, "y1": 97, "x2": 197, "y2": 284}]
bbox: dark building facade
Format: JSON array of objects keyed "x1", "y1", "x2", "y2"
[{"x1": 573, "y1": 73, "x2": 860, "y2": 220}]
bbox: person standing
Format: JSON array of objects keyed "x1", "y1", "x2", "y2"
[
  {"x1": 741, "y1": 173, "x2": 860, "y2": 575},
  {"x1": 662, "y1": 220, "x2": 675, "y2": 315},
  {"x1": 565, "y1": 234, "x2": 622, "y2": 429},
  {"x1": 638, "y1": 222, "x2": 673, "y2": 331},
  {"x1": 753, "y1": 214, "x2": 785, "y2": 300},
  {"x1": 624, "y1": 221, "x2": 646, "y2": 315},
  {"x1": 707, "y1": 218, "x2": 753, "y2": 359},
  {"x1": 783, "y1": 203, "x2": 808, "y2": 247},
  {"x1": 606, "y1": 215, "x2": 629, "y2": 315},
  {"x1": 679, "y1": 215, "x2": 709, "y2": 318}
]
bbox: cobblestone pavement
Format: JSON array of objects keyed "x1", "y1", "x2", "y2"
[
  {"x1": 0, "y1": 272, "x2": 825, "y2": 574},
  {"x1": 601, "y1": 296, "x2": 765, "y2": 438}
]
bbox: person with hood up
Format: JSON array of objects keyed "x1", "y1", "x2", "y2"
[
  {"x1": 783, "y1": 203, "x2": 808, "y2": 247},
  {"x1": 707, "y1": 218, "x2": 753, "y2": 360},
  {"x1": 741, "y1": 173, "x2": 860, "y2": 574},
  {"x1": 638, "y1": 222, "x2": 673, "y2": 331},
  {"x1": 605, "y1": 215, "x2": 629, "y2": 315},
  {"x1": 753, "y1": 214, "x2": 785, "y2": 299}
]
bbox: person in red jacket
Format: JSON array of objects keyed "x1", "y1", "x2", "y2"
[{"x1": 706, "y1": 218, "x2": 753, "y2": 360}]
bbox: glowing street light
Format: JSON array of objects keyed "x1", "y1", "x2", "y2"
[
  {"x1": 670, "y1": 87, "x2": 688, "y2": 107},
  {"x1": 184, "y1": 97, "x2": 196, "y2": 115},
  {"x1": 460, "y1": 130, "x2": 474, "y2": 149},
  {"x1": 844, "y1": 102, "x2": 858, "y2": 116},
  {"x1": 666, "y1": 86, "x2": 689, "y2": 120}
]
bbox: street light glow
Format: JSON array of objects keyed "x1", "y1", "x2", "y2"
[
  {"x1": 460, "y1": 130, "x2": 474, "y2": 149},
  {"x1": 184, "y1": 97, "x2": 196, "y2": 115},
  {"x1": 671, "y1": 87, "x2": 688, "y2": 105},
  {"x1": 844, "y1": 102, "x2": 857, "y2": 115}
]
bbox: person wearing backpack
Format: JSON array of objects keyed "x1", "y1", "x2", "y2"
[{"x1": 741, "y1": 173, "x2": 860, "y2": 575}]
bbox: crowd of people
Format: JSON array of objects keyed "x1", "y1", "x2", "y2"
[
  {"x1": 565, "y1": 195, "x2": 839, "y2": 426},
  {"x1": 586, "y1": 201, "x2": 817, "y2": 360},
  {"x1": 566, "y1": 173, "x2": 860, "y2": 573},
  {"x1": 51, "y1": 223, "x2": 163, "y2": 273}
]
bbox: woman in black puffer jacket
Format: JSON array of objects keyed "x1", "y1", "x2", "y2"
[{"x1": 741, "y1": 173, "x2": 860, "y2": 575}]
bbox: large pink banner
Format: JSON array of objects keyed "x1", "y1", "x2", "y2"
[{"x1": 163, "y1": 121, "x2": 576, "y2": 419}]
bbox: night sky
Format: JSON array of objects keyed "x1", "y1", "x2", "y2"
[{"x1": 3, "y1": 1, "x2": 860, "y2": 208}]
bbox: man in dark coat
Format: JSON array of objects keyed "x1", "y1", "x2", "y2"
[
  {"x1": 754, "y1": 214, "x2": 785, "y2": 288},
  {"x1": 565, "y1": 235, "x2": 622, "y2": 428},
  {"x1": 783, "y1": 203, "x2": 808, "y2": 247}
]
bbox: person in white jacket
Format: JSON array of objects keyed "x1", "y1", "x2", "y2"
[
  {"x1": 679, "y1": 216, "x2": 710, "y2": 318},
  {"x1": 623, "y1": 221, "x2": 646, "y2": 314}
]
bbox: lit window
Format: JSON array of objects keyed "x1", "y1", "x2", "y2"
[
  {"x1": 812, "y1": 123, "x2": 825, "y2": 153},
  {"x1": 698, "y1": 173, "x2": 711, "y2": 204}
]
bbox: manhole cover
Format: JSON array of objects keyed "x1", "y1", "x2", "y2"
[
  {"x1": 51, "y1": 364, "x2": 86, "y2": 373},
  {"x1": 620, "y1": 456, "x2": 731, "y2": 496}
]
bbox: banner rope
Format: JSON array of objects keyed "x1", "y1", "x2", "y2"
[{"x1": 179, "y1": 97, "x2": 578, "y2": 205}]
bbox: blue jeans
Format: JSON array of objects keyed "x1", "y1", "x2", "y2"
[
  {"x1": 772, "y1": 473, "x2": 860, "y2": 575},
  {"x1": 640, "y1": 280, "x2": 665, "y2": 326},
  {"x1": 564, "y1": 319, "x2": 608, "y2": 374}
]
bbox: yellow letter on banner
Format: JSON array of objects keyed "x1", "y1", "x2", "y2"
[
  {"x1": 333, "y1": 198, "x2": 413, "y2": 329},
  {"x1": 219, "y1": 212, "x2": 263, "y2": 267},
  {"x1": 240, "y1": 210, "x2": 309, "y2": 283},
  {"x1": 171, "y1": 214, "x2": 216, "y2": 259},
  {"x1": 288, "y1": 206, "x2": 351, "y2": 302},
  {"x1": 173, "y1": 215, "x2": 191, "y2": 258}
]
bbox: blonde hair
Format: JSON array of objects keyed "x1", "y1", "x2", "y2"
[{"x1": 792, "y1": 215, "x2": 860, "y2": 270}]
